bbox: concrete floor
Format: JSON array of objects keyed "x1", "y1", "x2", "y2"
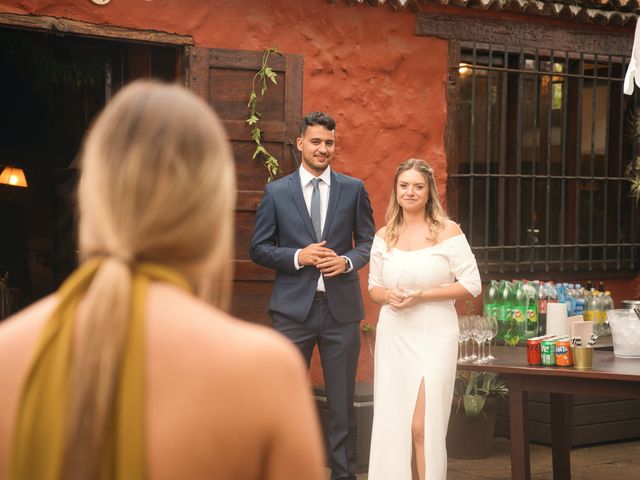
[{"x1": 349, "y1": 437, "x2": 640, "y2": 479}]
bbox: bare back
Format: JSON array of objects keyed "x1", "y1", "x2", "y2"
[{"x1": 0, "y1": 285, "x2": 325, "y2": 480}]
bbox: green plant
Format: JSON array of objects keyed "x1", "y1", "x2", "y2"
[
  {"x1": 360, "y1": 322, "x2": 376, "y2": 333},
  {"x1": 246, "y1": 47, "x2": 284, "y2": 182},
  {"x1": 453, "y1": 371, "x2": 507, "y2": 418},
  {"x1": 625, "y1": 157, "x2": 640, "y2": 203},
  {"x1": 361, "y1": 322, "x2": 376, "y2": 357}
]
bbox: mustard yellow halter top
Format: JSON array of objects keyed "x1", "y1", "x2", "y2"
[{"x1": 10, "y1": 257, "x2": 190, "y2": 480}]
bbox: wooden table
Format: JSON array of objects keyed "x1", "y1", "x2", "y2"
[{"x1": 457, "y1": 346, "x2": 640, "y2": 480}]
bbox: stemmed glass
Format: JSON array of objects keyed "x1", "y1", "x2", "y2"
[
  {"x1": 396, "y1": 270, "x2": 420, "y2": 298},
  {"x1": 465, "y1": 315, "x2": 478, "y2": 362},
  {"x1": 485, "y1": 314, "x2": 498, "y2": 361},
  {"x1": 457, "y1": 315, "x2": 471, "y2": 363},
  {"x1": 471, "y1": 315, "x2": 488, "y2": 364}
]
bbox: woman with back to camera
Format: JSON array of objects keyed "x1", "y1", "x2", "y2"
[
  {"x1": 367, "y1": 159, "x2": 481, "y2": 480},
  {"x1": 0, "y1": 81, "x2": 325, "y2": 480}
]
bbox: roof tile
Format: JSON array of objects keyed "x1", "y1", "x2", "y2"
[{"x1": 328, "y1": 0, "x2": 638, "y2": 25}]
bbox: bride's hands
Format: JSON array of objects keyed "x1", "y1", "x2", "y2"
[{"x1": 387, "y1": 289, "x2": 423, "y2": 310}]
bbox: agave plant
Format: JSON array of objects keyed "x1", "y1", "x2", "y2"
[{"x1": 453, "y1": 371, "x2": 508, "y2": 418}]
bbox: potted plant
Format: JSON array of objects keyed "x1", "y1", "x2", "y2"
[{"x1": 446, "y1": 371, "x2": 508, "y2": 459}]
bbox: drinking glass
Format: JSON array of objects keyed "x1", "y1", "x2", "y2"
[
  {"x1": 485, "y1": 314, "x2": 498, "y2": 361},
  {"x1": 395, "y1": 270, "x2": 420, "y2": 298},
  {"x1": 465, "y1": 314, "x2": 480, "y2": 362},
  {"x1": 471, "y1": 315, "x2": 488, "y2": 364},
  {"x1": 457, "y1": 315, "x2": 471, "y2": 363}
]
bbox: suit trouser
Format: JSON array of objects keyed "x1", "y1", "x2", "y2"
[{"x1": 272, "y1": 299, "x2": 361, "y2": 480}]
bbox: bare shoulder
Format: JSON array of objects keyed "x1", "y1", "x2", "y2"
[
  {"x1": 0, "y1": 295, "x2": 56, "y2": 352},
  {"x1": 437, "y1": 219, "x2": 464, "y2": 242},
  {"x1": 146, "y1": 284, "x2": 303, "y2": 375},
  {"x1": 0, "y1": 295, "x2": 57, "y2": 433},
  {"x1": 375, "y1": 225, "x2": 387, "y2": 239}
]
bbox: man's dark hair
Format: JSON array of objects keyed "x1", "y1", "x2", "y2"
[{"x1": 299, "y1": 112, "x2": 336, "y2": 136}]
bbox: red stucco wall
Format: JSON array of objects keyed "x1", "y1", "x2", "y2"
[
  {"x1": 2, "y1": 0, "x2": 638, "y2": 384},
  {"x1": 2, "y1": 0, "x2": 450, "y2": 383}
]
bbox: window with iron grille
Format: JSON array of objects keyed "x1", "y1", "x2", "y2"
[{"x1": 447, "y1": 43, "x2": 640, "y2": 276}]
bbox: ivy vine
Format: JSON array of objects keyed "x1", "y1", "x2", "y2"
[{"x1": 246, "y1": 47, "x2": 284, "y2": 182}]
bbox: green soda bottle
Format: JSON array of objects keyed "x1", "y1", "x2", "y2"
[
  {"x1": 483, "y1": 279, "x2": 499, "y2": 319},
  {"x1": 523, "y1": 281, "x2": 539, "y2": 339},
  {"x1": 496, "y1": 280, "x2": 512, "y2": 341},
  {"x1": 507, "y1": 281, "x2": 527, "y2": 345}
]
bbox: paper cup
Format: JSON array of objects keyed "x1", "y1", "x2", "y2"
[
  {"x1": 547, "y1": 302, "x2": 569, "y2": 336},
  {"x1": 571, "y1": 321, "x2": 594, "y2": 344}
]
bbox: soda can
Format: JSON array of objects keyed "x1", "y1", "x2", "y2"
[
  {"x1": 527, "y1": 336, "x2": 543, "y2": 365},
  {"x1": 555, "y1": 338, "x2": 573, "y2": 366},
  {"x1": 541, "y1": 338, "x2": 557, "y2": 366}
]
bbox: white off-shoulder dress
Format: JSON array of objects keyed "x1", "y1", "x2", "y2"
[{"x1": 367, "y1": 234, "x2": 481, "y2": 480}]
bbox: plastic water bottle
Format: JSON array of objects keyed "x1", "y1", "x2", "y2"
[
  {"x1": 496, "y1": 280, "x2": 512, "y2": 341},
  {"x1": 546, "y1": 282, "x2": 558, "y2": 305},
  {"x1": 584, "y1": 290, "x2": 600, "y2": 324},
  {"x1": 601, "y1": 291, "x2": 614, "y2": 314},
  {"x1": 538, "y1": 282, "x2": 548, "y2": 336},
  {"x1": 538, "y1": 282, "x2": 557, "y2": 336},
  {"x1": 508, "y1": 281, "x2": 527, "y2": 343},
  {"x1": 564, "y1": 283, "x2": 576, "y2": 316},
  {"x1": 523, "y1": 281, "x2": 539, "y2": 339},
  {"x1": 573, "y1": 283, "x2": 586, "y2": 317},
  {"x1": 483, "y1": 280, "x2": 499, "y2": 319},
  {"x1": 600, "y1": 291, "x2": 614, "y2": 336}
]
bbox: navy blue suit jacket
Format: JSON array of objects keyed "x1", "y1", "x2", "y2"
[{"x1": 249, "y1": 169, "x2": 375, "y2": 324}]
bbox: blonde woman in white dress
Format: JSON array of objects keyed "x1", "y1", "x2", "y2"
[{"x1": 367, "y1": 159, "x2": 481, "y2": 480}]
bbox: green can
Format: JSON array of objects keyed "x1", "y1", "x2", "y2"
[{"x1": 541, "y1": 338, "x2": 557, "y2": 366}]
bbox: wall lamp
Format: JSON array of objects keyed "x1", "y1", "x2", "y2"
[{"x1": 0, "y1": 166, "x2": 28, "y2": 188}]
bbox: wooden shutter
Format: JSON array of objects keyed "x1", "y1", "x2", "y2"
[{"x1": 187, "y1": 47, "x2": 303, "y2": 325}]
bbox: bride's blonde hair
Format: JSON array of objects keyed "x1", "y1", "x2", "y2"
[
  {"x1": 66, "y1": 80, "x2": 235, "y2": 478},
  {"x1": 384, "y1": 159, "x2": 447, "y2": 249}
]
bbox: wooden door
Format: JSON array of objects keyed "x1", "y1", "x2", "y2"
[{"x1": 187, "y1": 47, "x2": 303, "y2": 325}]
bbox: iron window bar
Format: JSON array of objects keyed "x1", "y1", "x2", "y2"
[{"x1": 452, "y1": 44, "x2": 639, "y2": 275}]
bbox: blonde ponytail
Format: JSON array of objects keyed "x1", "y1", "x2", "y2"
[{"x1": 63, "y1": 81, "x2": 235, "y2": 477}]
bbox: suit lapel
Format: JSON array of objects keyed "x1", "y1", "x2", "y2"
[
  {"x1": 289, "y1": 172, "x2": 317, "y2": 241},
  {"x1": 322, "y1": 170, "x2": 342, "y2": 241}
]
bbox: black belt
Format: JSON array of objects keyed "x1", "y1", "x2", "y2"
[{"x1": 313, "y1": 291, "x2": 327, "y2": 301}]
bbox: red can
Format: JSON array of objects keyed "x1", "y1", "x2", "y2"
[
  {"x1": 555, "y1": 339, "x2": 573, "y2": 366},
  {"x1": 527, "y1": 336, "x2": 544, "y2": 365}
]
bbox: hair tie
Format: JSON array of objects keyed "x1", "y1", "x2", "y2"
[{"x1": 104, "y1": 250, "x2": 134, "y2": 264}]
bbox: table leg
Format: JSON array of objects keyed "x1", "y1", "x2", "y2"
[
  {"x1": 508, "y1": 377, "x2": 530, "y2": 480},
  {"x1": 550, "y1": 393, "x2": 572, "y2": 479}
]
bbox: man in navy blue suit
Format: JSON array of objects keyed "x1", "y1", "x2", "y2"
[{"x1": 250, "y1": 112, "x2": 375, "y2": 480}]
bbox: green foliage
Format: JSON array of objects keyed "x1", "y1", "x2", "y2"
[
  {"x1": 625, "y1": 157, "x2": 640, "y2": 204},
  {"x1": 360, "y1": 322, "x2": 376, "y2": 333},
  {"x1": 246, "y1": 47, "x2": 283, "y2": 182},
  {"x1": 33, "y1": 52, "x2": 103, "y2": 89},
  {"x1": 453, "y1": 371, "x2": 507, "y2": 418}
]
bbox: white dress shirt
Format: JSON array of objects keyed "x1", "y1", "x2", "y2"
[
  {"x1": 294, "y1": 165, "x2": 353, "y2": 291},
  {"x1": 295, "y1": 166, "x2": 331, "y2": 291}
]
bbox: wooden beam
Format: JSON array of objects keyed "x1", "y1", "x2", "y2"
[
  {"x1": 0, "y1": 12, "x2": 193, "y2": 45},
  {"x1": 416, "y1": 12, "x2": 633, "y2": 57}
]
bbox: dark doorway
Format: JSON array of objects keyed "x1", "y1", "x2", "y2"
[{"x1": 0, "y1": 27, "x2": 180, "y2": 315}]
